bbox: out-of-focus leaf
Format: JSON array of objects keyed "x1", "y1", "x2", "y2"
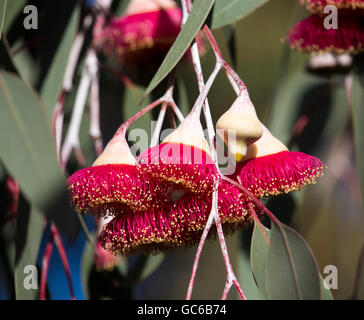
[
  {"x1": 12, "y1": 39, "x2": 39, "y2": 85},
  {"x1": 0, "y1": 0, "x2": 26, "y2": 37},
  {"x1": 123, "y1": 84, "x2": 152, "y2": 154},
  {"x1": 266, "y1": 222, "x2": 321, "y2": 300},
  {"x1": 81, "y1": 233, "x2": 96, "y2": 299},
  {"x1": 145, "y1": 0, "x2": 215, "y2": 96},
  {"x1": 176, "y1": 75, "x2": 189, "y2": 117},
  {"x1": 137, "y1": 254, "x2": 165, "y2": 283},
  {"x1": 115, "y1": 0, "x2": 131, "y2": 16},
  {"x1": 237, "y1": 244, "x2": 262, "y2": 300},
  {"x1": 251, "y1": 222, "x2": 271, "y2": 299},
  {"x1": 40, "y1": 4, "x2": 80, "y2": 114},
  {"x1": 320, "y1": 277, "x2": 334, "y2": 300},
  {"x1": 0, "y1": 37, "x2": 18, "y2": 74},
  {"x1": 269, "y1": 70, "x2": 325, "y2": 144},
  {"x1": 352, "y1": 70, "x2": 364, "y2": 210},
  {"x1": 0, "y1": 71, "x2": 77, "y2": 238},
  {"x1": 14, "y1": 198, "x2": 43, "y2": 300},
  {"x1": 211, "y1": 0, "x2": 270, "y2": 29}
]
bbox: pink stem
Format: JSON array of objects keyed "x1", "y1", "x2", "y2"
[
  {"x1": 202, "y1": 26, "x2": 247, "y2": 95},
  {"x1": 213, "y1": 190, "x2": 246, "y2": 300},
  {"x1": 116, "y1": 98, "x2": 163, "y2": 139},
  {"x1": 40, "y1": 232, "x2": 54, "y2": 300},
  {"x1": 249, "y1": 202, "x2": 270, "y2": 247},
  {"x1": 51, "y1": 223, "x2": 76, "y2": 300}
]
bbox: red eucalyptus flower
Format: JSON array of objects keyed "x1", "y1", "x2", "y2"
[
  {"x1": 68, "y1": 128, "x2": 169, "y2": 217},
  {"x1": 138, "y1": 115, "x2": 218, "y2": 197},
  {"x1": 99, "y1": 180, "x2": 262, "y2": 255},
  {"x1": 288, "y1": 12, "x2": 364, "y2": 54},
  {"x1": 95, "y1": 0, "x2": 181, "y2": 76},
  {"x1": 301, "y1": 0, "x2": 364, "y2": 12},
  {"x1": 231, "y1": 126, "x2": 325, "y2": 198}
]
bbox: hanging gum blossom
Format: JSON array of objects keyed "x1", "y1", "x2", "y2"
[{"x1": 216, "y1": 93, "x2": 263, "y2": 162}]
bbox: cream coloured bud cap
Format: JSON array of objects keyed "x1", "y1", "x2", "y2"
[
  {"x1": 244, "y1": 125, "x2": 288, "y2": 161},
  {"x1": 162, "y1": 116, "x2": 211, "y2": 156},
  {"x1": 125, "y1": 0, "x2": 176, "y2": 15},
  {"x1": 92, "y1": 135, "x2": 136, "y2": 166},
  {"x1": 216, "y1": 94, "x2": 263, "y2": 162}
]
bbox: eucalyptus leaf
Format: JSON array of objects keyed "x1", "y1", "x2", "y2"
[
  {"x1": 0, "y1": 71, "x2": 77, "y2": 238},
  {"x1": 211, "y1": 0, "x2": 270, "y2": 29},
  {"x1": 0, "y1": 0, "x2": 26, "y2": 37},
  {"x1": 320, "y1": 277, "x2": 334, "y2": 300},
  {"x1": 145, "y1": 0, "x2": 215, "y2": 96},
  {"x1": 115, "y1": 0, "x2": 131, "y2": 16},
  {"x1": 137, "y1": 254, "x2": 165, "y2": 283},
  {"x1": 250, "y1": 221, "x2": 271, "y2": 299},
  {"x1": 123, "y1": 84, "x2": 152, "y2": 154},
  {"x1": 352, "y1": 69, "x2": 364, "y2": 211},
  {"x1": 237, "y1": 244, "x2": 262, "y2": 300},
  {"x1": 265, "y1": 222, "x2": 321, "y2": 300},
  {"x1": 14, "y1": 198, "x2": 43, "y2": 300},
  {"x1": 269, "y1": 71, "x2": 325, "y2": 144},
  {"x1": 0, "y1": 37, "x2": 18, "y2": 74},
  {"x1": 81, "y1": 233, "x2": 96, "y2": 300},
  {"x1": 40, "y1": 4, "x2": 80, "y2": 114}
]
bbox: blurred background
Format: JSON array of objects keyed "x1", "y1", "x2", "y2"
[{"x1": 0, "y1": 0, "x2": 363, "y2": 300}]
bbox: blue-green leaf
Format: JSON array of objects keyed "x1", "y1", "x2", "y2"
[
  {"x1": 352, "y1": 70, "x2": 364, "y2": 212},
  {"x1": 0, "y1": 71, "x2": 77, "y2": 238},
  {"x1": 40, "y1": 4, "x2": 80, "y2": 113},
  {"x1": 251, "y1": 222, "x2": 271, "y2": 299},
  {"x1": 14, "y1": 201, "x2": 43, "y2": 300},
  {"x1": 265, "y1": 222, "x2": 321, "y2": 300},
  {"x1": 211, "y1": 0, "x2": 270, "y2": 29}
]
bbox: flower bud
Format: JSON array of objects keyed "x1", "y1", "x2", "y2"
[
  {"x1": 216, "y1": 94, "x2": 263, "y2": 162},
  {"x1": 92, "y1": 134, "x2": 136, "y2": 166}
]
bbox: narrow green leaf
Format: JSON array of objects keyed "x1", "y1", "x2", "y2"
[
  {"x1": 0, "y1": 37, "x2": 18, "y2": 74},
  {"x1": 352, "y1": 70, "x2": 364, "y2": 210},
  {"x1": 237, "y1": 245, "x2": 262, "y2": 300},
  {"x1": 81, "y1": 233, "x2": 96, "y2": 299},
  {"x1": 0, "y1": 0, "x2": 8, "y2": 40},
  {"x1": 137, "y1": 254, "x2": 165, "y2": 283},
  {"x1": 145, "y1": 0, "x2": 215, "y2": 96},
  {"x1": 14, "y1": 200, "x2": 43, "y2": 300},
  {"x1": 40, "y1": 4, "x2": 80, "y2": 113},
  {"x1": 0, "y1": 71, "x2": 77, "y2": 238},
  {"x1": 266, "y1": 223, "x2": 321, "y2": 300},
  {"x1": 115, "y1": 0, "x2": 131, "y2": 16},
  {"x1": 123, "y1": 84, "x2": 152, "y2": 152},
  {"x1": 320, "y1": 277, "x2": 334, "y2": 300},
  {"x1": 250, "y1": 222, "x2": 271, "y2": 299},
  {"x1": 211, "y1": 0, "x2": 270, "y2": 29},
  {"x1": 0, "y1": 0, "x2": 26, "y2": 36},
  {"x1": 269, "y1": 71, "x2": 325, "y2": 144}
]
